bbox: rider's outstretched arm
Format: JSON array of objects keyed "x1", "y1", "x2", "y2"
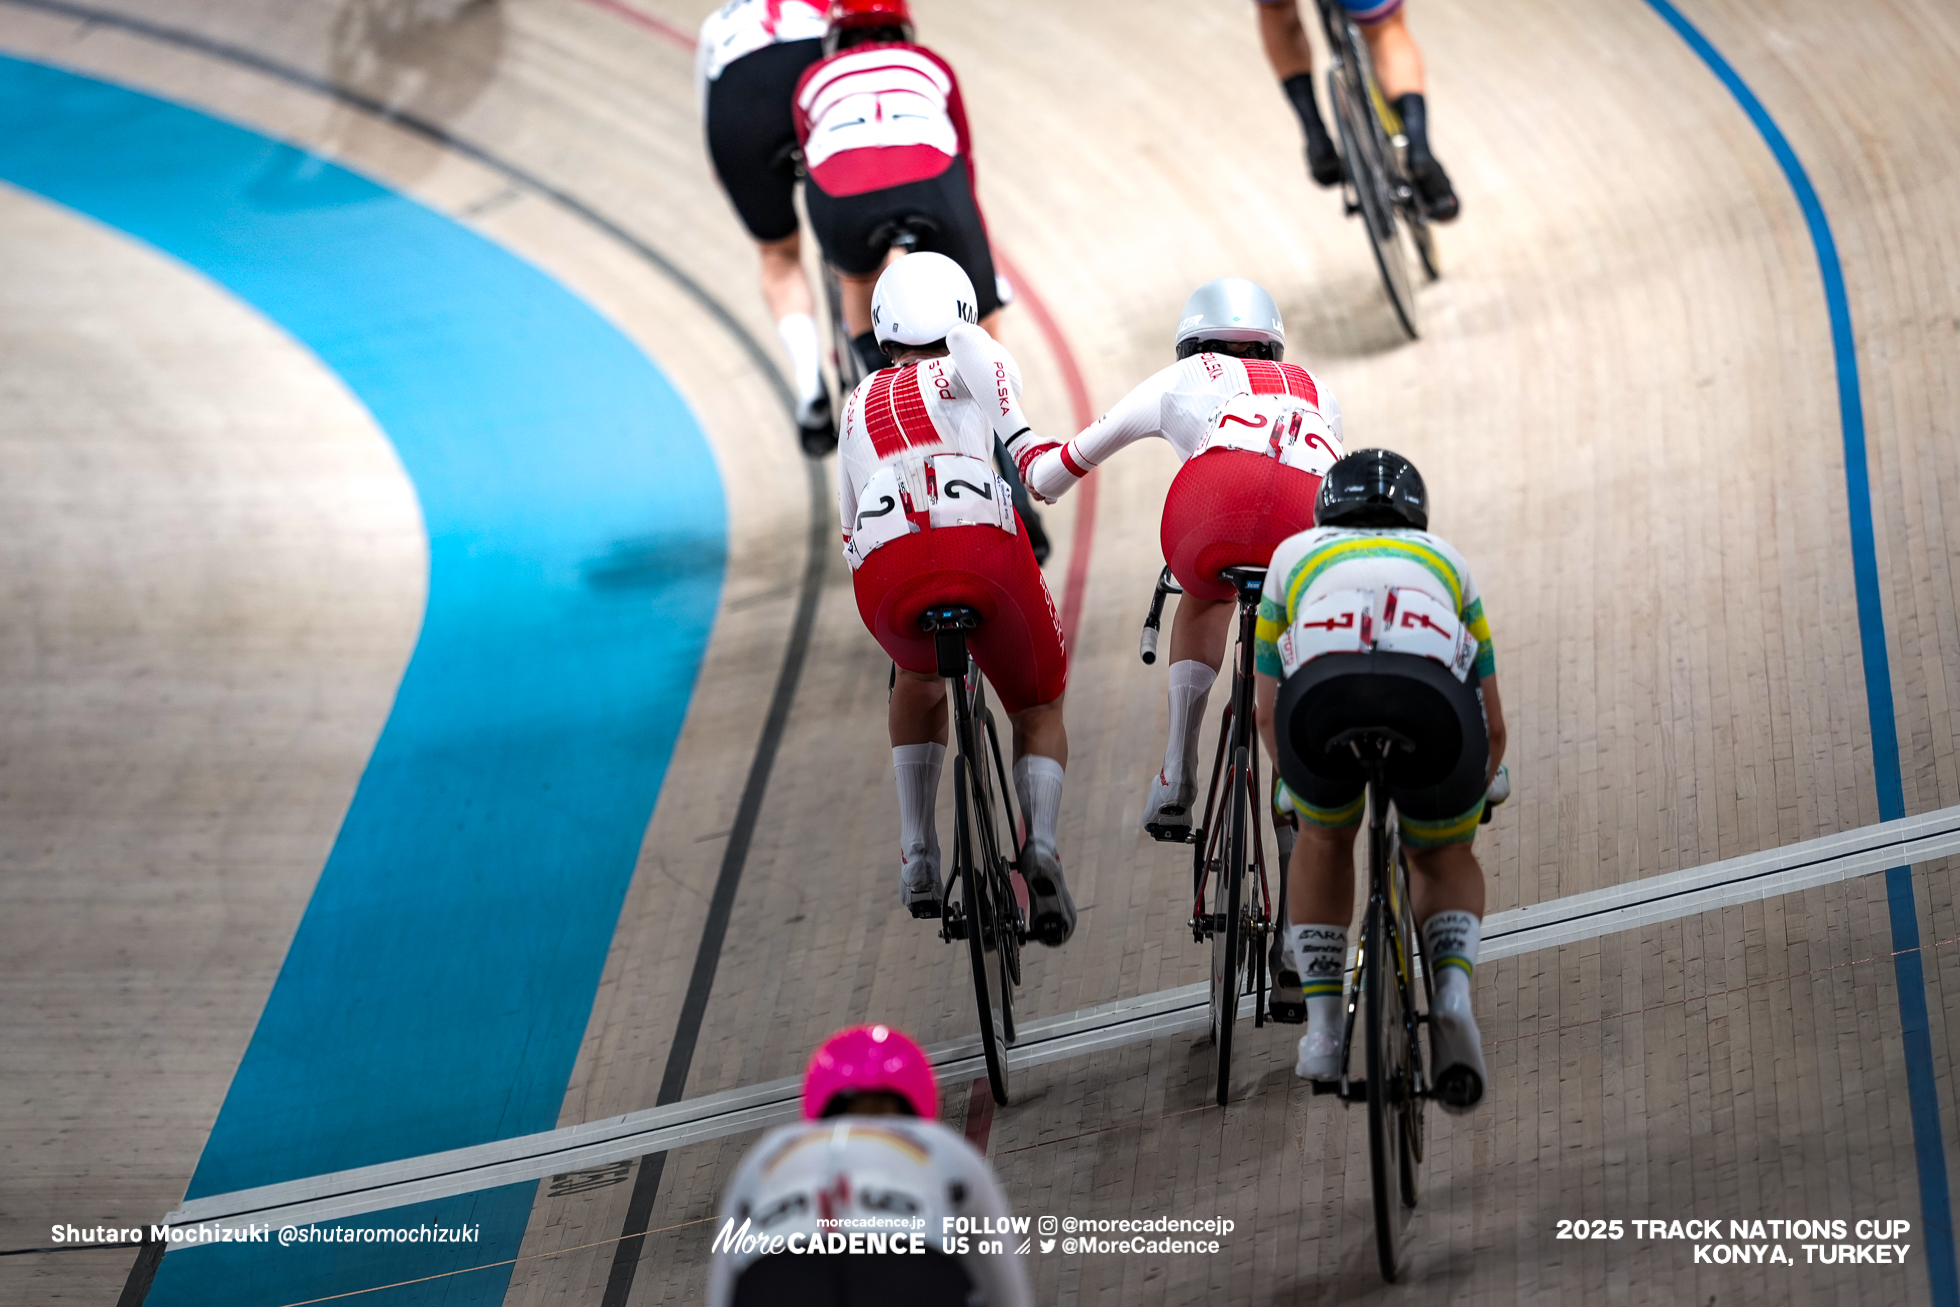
[{"x1": 945, "y1": 324, "x2": 1073, "y2": 501}]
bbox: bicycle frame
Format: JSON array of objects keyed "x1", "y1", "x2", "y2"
[
  {"x1": 1141, "y1": 565, "x2": 1275, "y2": 1105},
  {"x1": 1188, "y1": 577, "x2": 1273, "y2": 962},
  {"x1": 921, "y1": 605, "x2": 1024, "y2": 1105}
]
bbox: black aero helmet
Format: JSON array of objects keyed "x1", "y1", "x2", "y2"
[{"x1": 1315, "y1": 449, "x2": 1428, "y2": 530}]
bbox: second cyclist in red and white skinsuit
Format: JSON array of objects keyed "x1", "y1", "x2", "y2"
[
  {"x1": 838, "y1": 252, "x2": 1078, "y2": 947},
  {"x1": 1010, "y1": 279, "x2": 1343, "y2": 877}
]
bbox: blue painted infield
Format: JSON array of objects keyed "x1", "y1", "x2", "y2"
[
  {"x1": 0, "y1": 55, "x2": 725, "y2": 1304},
  {"x1": 1638, "y1": 3, "x2": 1957, "y2": 1301}
]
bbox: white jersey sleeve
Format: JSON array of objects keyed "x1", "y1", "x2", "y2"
[
  {"x1": 1019, "y1": 353, "x2": 1341, "y2": 503},
  {"x1": 706, "y1": 1118, "x2": 1032, "y2": 1307}
]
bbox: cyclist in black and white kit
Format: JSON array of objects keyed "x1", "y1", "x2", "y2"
[{"x1": 698, "y1": 0, "x2": 837, "y2": 455}]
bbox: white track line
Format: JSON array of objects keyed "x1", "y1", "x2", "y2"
[{"x1": 161, "y1": 802, "x2": 1960, "y2": 1244}]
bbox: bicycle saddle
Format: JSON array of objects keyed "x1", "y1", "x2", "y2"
[
  {"x1": 1217, "y1": 565, "x2": 1267, "y2": 600},
  {"x1": 919, "y1": 605, "x2": 981, "y2": 678},
  {"x1": 869, "y1": 213, "x2": 941, "y2": 254}
]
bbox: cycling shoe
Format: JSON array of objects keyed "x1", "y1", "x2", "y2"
[
  {"x1": 1409, "y1": 152, "x2": 1460, "y2": 222},
  {"x1": 1021, "y1": 844, "x2": 1077, "y2": 946},
  {"x1": 1143, "y1": 771, "x2": 1195, "y2": 842}
]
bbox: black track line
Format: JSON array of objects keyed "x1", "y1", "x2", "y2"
[{"x1": 0, "y1": 3, "x2": 830, "y2": 1302}]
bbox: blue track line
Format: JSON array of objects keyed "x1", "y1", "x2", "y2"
[
  {"x1": 0, "y1": 55, "x2": 726, "y2": 1306},
  {"x1": 1639, "y1": 2, "x2": 1956, "y2": 1299}
]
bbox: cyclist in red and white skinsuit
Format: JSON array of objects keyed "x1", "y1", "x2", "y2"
[
  {"x1": 839, "y1": 253, "x2": 1077, "y2": 946},
  {"x1": 1010, "y1": 279, "x2": 1343, "y2": 856},
  {"x1": 795, "y1": 0, "x2": 1003, "y2": 380},
  {"x1": 696, "y1": 0, "x2": 835, "y2": 454}
]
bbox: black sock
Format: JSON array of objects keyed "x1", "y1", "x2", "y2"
[
  {"x1": 1393, "y1": 92, "x2": 1430, "y2": 161},
  {"x1": 852, "y1": 330, "x2": 888, "y2": 375},
  {"x1": 1282, "y1": 72, "x2": 1333, "y2": 149}
]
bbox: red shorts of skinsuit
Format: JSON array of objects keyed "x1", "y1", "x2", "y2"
[
  {"x1": 852, "y1": 518, "x2": 1067, "y2": 714},
  {"x1": 1160, "y1": 449, "x2": 1325, "y2": 603}
]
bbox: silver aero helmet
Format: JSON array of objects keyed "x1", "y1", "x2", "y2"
[
  {"x1": 1173, "y1": 276, "x2": 1286, "y2": 361},
  {"x1": 870, "y1": 252, "x2": 979, "y2": 352}
]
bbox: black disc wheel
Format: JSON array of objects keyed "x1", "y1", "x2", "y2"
[
  {"x1": 1364, "y1": 896, "x2": 1414, "y2": 1281},
  {"x1": 1329, "y1": 60, "x2": 1420, "y2": 339},
  {"x1": 955, "y1": 754, "x2": 1010, "y2": 1105}
]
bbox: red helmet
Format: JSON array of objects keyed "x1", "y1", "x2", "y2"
[
  {"x1": 802, "y1": 1024, "x2": 938, "y2": 1121},
  {"x1": 827, "y1": 0, "x2": 912, "y2": 42}
]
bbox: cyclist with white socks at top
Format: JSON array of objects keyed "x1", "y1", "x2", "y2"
[
  {"x1": 838, "y1": 253, "x2": 1077, "y2": 946},
  {"x1": 1253, "y1": 450, "x2": 1508, "y2": 1108},
  {"x1": 1007, "y1": 278, "x2": 1342, "y2": 859},
  {"x1": 697, "y1": 0, "x2": 837, "y2": 455},
  {"x1": 708, "y1": 1024, "x2": 1031, "y2": 1307}
]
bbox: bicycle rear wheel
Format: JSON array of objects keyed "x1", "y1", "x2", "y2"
[
  {"x1": 970, "y1": 703, "x2": 1020, "y2": 1042},
  {"x1": 954, "y1": 753, "x2": 1011, "y2": 1105},
  {"x1": 1209, "y1": 747, "x2": 1252, "y2": 1106},
  {"x1": 1391, "y1": 837, "x2": 1426, "y2": 1209},
  {"x1": 1329, "y1": 57, "x2": 1419, "y2": 338},
  {"x1": 1364, "y1": 891, "x2": 1413, "y2": 1280}
]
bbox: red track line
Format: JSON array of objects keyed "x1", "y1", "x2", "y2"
[
  {"x1": 570, "y1": 0, "x2": 1106, "y2": 1153},
  {"x1": 992, "y1": 251, "x2": 1099, "y2": 650},
  {"x1": 574, "y1": 0, "x2": 696, "y2": 51}
]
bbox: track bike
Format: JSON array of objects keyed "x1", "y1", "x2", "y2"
[
  {"x1": 1140, "y1": 565, "x2": 1277, "y2": 1107},
  {"x1": 918, "y1": 605, "x2": 1026, "y2": 1106},
  {"x1": 1307, "y1": 728, "x2": 1432, "y2": 1281},
  {"x1": 1312, "y1": 0, "x2": 1439, "y2": 338}
]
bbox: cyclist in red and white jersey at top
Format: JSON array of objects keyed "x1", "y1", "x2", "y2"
[
  {"x1": 707, "y1": 1025, "x2": 1031, "y2": 1307},
  {"x1": 1010, "y1": 279, "x2": 1343, "y2": 853},
  {"x1": 837, "y1": 253, "x2": 1077, "y2": 946},
  {"x1": 795, "y1": 0, "x2": 1005, "y2": 381},
  {"x1": 696, "y1": 0, "x2": 836, "y2": 454}
]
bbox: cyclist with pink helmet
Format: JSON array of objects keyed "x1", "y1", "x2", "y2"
[{"x1": 708, "y1": 1025, "x2": 1032, "y2": 1307}]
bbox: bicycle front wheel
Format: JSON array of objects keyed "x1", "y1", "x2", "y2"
[
  {"x1": 1364, "y1": 896, "x2": 1412, "y2": 1281},
  {"x1": 1330, "y1": 60, "x2": 1419, "y2": 339},
  {"x1": 955, "y1": 753, "x2": 1011, "y2": 1105}
]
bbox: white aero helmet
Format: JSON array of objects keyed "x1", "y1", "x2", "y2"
[
  {"x1": 871, "y1": 252, "x2": 979, "y2": 350},
  {"x1": 1173, "y1": 276, "x2": 1286, "y2": 360}
]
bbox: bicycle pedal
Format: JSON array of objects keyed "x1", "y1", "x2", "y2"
[
  {"x1": 1309, "y1": 1078, "x2": 1343, "y2": 1096},
  {"x1": 908, "y1": 901, "x2": 941, "y2": 921},
  {"x1": 1144, "y1": 821, "x2": 1194, "y2": 844},
  {"x1": 1269, "y1": 995, "x2": 1306, "y2": 1025}
]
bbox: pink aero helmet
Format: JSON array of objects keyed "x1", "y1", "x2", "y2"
[{"x1": 802, "y1": 1024, "x2": 938, "y2": 1121}]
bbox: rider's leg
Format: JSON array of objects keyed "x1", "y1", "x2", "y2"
[
  {"x1": 1144, "y1": 595, "x2": 1235, "y2": 828},
  {"x1": 760, "y1": 233, "x2": 835, "y2": 444},
  {"x1": 1406, "y1": 838, "x2": 1487, "y2": 1109},
  {"x1": 890, "y1": 667, "x2": 951, "y2": 913},
  {"x1": 1009, "y1": 696, "x2": 1067, "y2": 857},
  {"x1": 1285, "y1": 815, "x2": 1362, "y2": 1078},
  {"x1": 1257, "y1": 0, "x2": 1341, "y2": 186},
  {"x1": 1358, "y1": 10, "x2": 1459, "y2": 220},
  {"x1": 1008, "y1": 695, "x2": 1075, "y2": 946}
]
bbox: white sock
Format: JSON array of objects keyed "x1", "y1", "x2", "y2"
[
  {"x1": 1422, "y1": 910, "x2": 1481, "y2": 1014},
  {"x1": 1288, "y1": 923, "x2": 1348, "y2": 1037},
  {"x1": 777, "y1": 313, "x2": 824, "y2": 417},
  {"x1": 1014, "y1": 755, "x2": 1065, "y2": 856},
  {"x1": 893, "y1": 743, "x2": 945, "y2": 869},
  {"x1": 1162, "y1": 660, "x2": 1217, "y2": 786}
]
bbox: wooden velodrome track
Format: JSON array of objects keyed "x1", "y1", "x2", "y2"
[{"x1": 1, "y1": 0, "x2": 1956, "y2": 1303}]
